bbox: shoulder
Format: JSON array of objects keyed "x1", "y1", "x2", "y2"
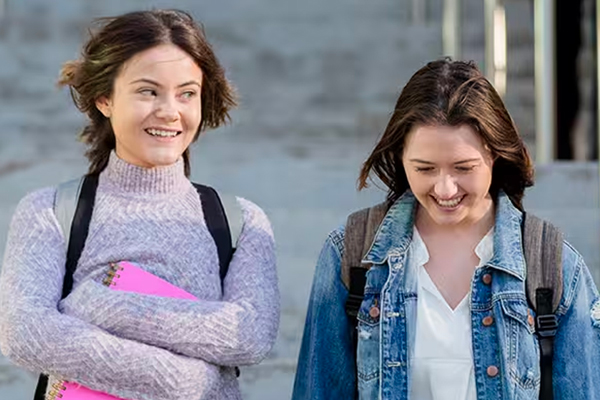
[
  {"x1": 325, "y1": 225, "x2": 345, "y2": 259},
  {"x1": 561, "y1": 240, "x2": 584, "y2": 272},
  {"x1": 553, "y1": 237, "x2": 600, "y2": 332},
  {"x1": 234, "y1": 197, "x2": 272, "y2": 235},
  {"x1": 525, "y1": 215, "x2": 591, "y2": 314},
  {"x1": 325, "y1": 201, "x2": 389, "y2": 258},
  {"x1": 13, "y1": 186, "x2": 57, "y2": 219},
  {"x1": 559, "y1": 239, "x2": 592, "y2": 311},
  {"x1": 6, "y1": 186, "x2": 62, "y2": 243}
]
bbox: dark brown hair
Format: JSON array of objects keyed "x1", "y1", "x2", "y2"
[
  {"x1": 58, "y1": 9, "x2": 237, "y2": 176},
  {"x1": 359, "y1": 58, "x2": 534, "y2": 209}
]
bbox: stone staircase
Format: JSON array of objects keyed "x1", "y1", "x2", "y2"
[{"x1": 0, "y1": 2, "x2": 598, "y2": 400}]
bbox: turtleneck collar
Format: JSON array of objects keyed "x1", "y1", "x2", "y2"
[{"x1": 102, "y1": 151, "x2": 190, "y2": 195}]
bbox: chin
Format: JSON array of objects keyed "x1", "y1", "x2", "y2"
[
  {"x1": 144, "y1": 152, "x2": 183, "y2": 167},
  {"x1": 432, "y1": 216, "x2": 465, "y2": 226},
  {"x1": 427, "y1": 207, "x2": 469, "y2": 226}
]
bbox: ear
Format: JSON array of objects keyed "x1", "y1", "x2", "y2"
[{"x1": 95, "y1": 96, "x2": 113, "y2": 118}]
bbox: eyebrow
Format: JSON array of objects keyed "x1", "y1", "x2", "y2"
[
  {"x1": 129, "y1": 78, "x2": 201, "y2": 88},
  {"x1": 409, "y1": 158, "x2": 480, "y2": 165}
]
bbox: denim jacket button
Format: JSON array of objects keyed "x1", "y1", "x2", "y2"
[
  {"x1": 482, "y1": 316, "x2": 494, "y2": 326},
  {"x1": 527, "y1": 311, "x2": 535, "y2": 327},
  {"x1": 482, "y1": 273, "x2": 492, "y2": 285},
  {"x1": 369, "y1": 306, "x2": 380, "y2": 318},
  {"x1": 487, "y1": 365, "x2": 499, "y2": 377}
]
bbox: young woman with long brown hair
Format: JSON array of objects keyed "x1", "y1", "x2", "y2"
[{"x1": 293, "y1": 59, "x2": 600, "y2": 400}]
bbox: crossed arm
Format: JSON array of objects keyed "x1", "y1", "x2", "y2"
[{"x1": 60, "y1": 197, "x2": 280, "y2": 366}]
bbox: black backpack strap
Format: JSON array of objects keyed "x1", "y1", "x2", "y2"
[
  {"x1": 193, "y1": 184, "x2": 241, "y2": 377},
  {"x1": 522, "y1": 212, "x2": 563, "y2": 400},
  {"x1": 62, "y1": 174, "x2": 99, "y2": 298},
  {"x1": 35, "y1": 174, "x2": 100, "y2": 400},
  {"x1": 192, "y1": 184, "x2": 233, "y2": 282},
  {"x1": 32, "y1": 375, "x2": 49, "y2": 400}
]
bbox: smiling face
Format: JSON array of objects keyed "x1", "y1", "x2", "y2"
[
  {"x1": 95, "y1": 43, "x2": 203, "y2": 169},
  {"x1": 402, "y1": 124, "x2": 495, "y2": 228}
]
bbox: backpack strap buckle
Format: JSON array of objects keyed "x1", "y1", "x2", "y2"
[
  {"x1": 345, "y1": 293, "x2": 364, "y2": 319},
  {"x1": 345, "y1": 267, "x2": 368, "y2": 322},
  {"x1": 536, "y1": 314, "x2": 558, "y2": 338}
]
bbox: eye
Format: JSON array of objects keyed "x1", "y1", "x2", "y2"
[
  {"x1": 138, "y1": 88, "x2": 157, "y2": 96},
  {"x1": 415, "y1": 167, "x2": 435, "y2": 173},
  {"x1": 456, "y1": 166, "x2": 476, "y2": 172},
  {"x1": 180, "y1": 90, "x2": 197, "y2": 100}
]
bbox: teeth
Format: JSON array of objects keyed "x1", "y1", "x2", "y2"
[
  {"x1": 147, "y1": 129, "x2": 179, "y2": 137},
  {"x1": 436, "y1": 196, "x2": 463, "y2": 208}
]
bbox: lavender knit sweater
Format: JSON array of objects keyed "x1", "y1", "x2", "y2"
[{"x1": 0, "y1": 153, "x2": 279, "y2": 400}]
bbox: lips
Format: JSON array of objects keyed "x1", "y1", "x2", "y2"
[
  {"x1": 433, "y1": 195, "x2": 465, "y2": 208},
  {"x1": 145, "y1": 128, "x2": 182, "y2": 138}
]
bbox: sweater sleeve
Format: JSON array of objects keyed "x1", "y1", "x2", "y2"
[
  {"x1": 60, "y1": 197, "x2": 280, "y2": 367},
  {"x1": 0, "y1": 188, "x2": 221, "y2": 400}
]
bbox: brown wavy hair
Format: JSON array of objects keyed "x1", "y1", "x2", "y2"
[
  {"x1": 58, "y1": 9, "x2": 237, "y2": 176},
  {"x1": 359, "y1": 58, "x2": 534, "y2": 210}
]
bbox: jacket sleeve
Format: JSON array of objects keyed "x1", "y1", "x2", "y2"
[
  {"x1": 291, "y1": 227, "x2": 356, "y2": 400},
  {"x1": 59, "y1": 197, "x2": 279, "y2": 367},
  {"x1": 552, "y1": 242, "x2": 600, "y2": 399},
  {"x1": 0, "y1": 188, "x2": 220, "y2": 400}
]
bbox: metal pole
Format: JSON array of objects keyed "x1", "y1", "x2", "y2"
[
  {"x1": 534, "y1": 0, "x2": 556, "y2": 164},
  {"x1": 443, "y1": 0, "x2": 461, "y2": 59},
  {"x1": 485, "y1": 0, "x2": 496, "y2": 84},
  {"x1": 493, "y1": 5, "x2": 507, "y2": 97},
  {"x1": 485, "y1": 0, "x2": 507, "y2": 97}
]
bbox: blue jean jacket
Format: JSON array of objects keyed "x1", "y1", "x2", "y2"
[{"x1": 293, "y1": 191, "x2": 600, "y2": 399}]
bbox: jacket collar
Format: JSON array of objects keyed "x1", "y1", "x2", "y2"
[{"x1": 362, "y1": 190, "x2": 526, "y2": 280}]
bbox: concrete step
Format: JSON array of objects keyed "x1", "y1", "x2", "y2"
[{"x1": 524, "y1": 162, "x2": 600, "y2": 284}]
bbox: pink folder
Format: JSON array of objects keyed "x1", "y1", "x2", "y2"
[
  {"x1": 103, "y1": 261, "x2": 197, "y2": 301},
  {"x1": 50, "y1": 381, "x2": 122, "y2": 400},
  {"x1": 52, "y1": 261, "x2": 197, "y2": 400}
]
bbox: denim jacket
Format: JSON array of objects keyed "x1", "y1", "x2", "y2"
[{"x1": 293, "y1": 191, "x2": 600, "y2": 400}]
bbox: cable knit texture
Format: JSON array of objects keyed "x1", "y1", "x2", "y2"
[{"x1": 0, "y1": 152, "x2": 279, "y2": 400}]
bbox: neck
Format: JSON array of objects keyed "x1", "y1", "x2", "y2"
[{"x1": 102, "y1": 151, "x2": 190, "y2": 195}]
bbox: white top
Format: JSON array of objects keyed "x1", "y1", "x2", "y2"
[{"x1": 409, "y1": 227, "x2": 494, "y2": 400}]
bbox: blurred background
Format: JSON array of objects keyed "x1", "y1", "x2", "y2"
[{"x1": 0, "y1": 0, "x2": 598, "y2": 399}]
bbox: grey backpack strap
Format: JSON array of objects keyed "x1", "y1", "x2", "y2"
[
  {"x1": 342, "y1": 201, "x2": 389, "y2": 315},
  {"x1": 522, "y1": 212, "x2": 563, "y2": 400},
  {"x1": 341, "y1": 207, "x2": 369, "y2": 290},
  {"x1": 363, "y1": 202, "x2": 389, "y2": 265},
  {"x1": 220, "y1": 194, "x2": 243, "y2": 249},
  {"x1": 53, "y1": 177, "x2": 85, "y2": 251},
  {"x1": 341, "y1": 201, "x2": 389, "y2": 290},
  {"x1": 523, "y1": 213, "x2": 563, "y2": 313},
  {"x1": 341, "y1": 201, "x2": 388, "y2": 400}
]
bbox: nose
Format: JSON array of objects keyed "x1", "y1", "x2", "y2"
[
  {"x1": 155, "y1": 97, "x2": 180, "y2": 122},
  {"x1": 434, "y1": 174, "x2": 458, "y2": 199}
]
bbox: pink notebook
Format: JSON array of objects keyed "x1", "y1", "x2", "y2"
[
  {"x1": 103, "y1": 261, "x2": 197, "y2": 301},
  {"x1": 50, "y1": 261, "x2": 197, "y2": 400}
]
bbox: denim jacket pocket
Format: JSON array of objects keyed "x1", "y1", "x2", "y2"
[
  {"x1": 499, "y1": 299, "x2": 540, "y2": 391},
  {"x1": 356, "y1": 293, "x2": 381, "y2": 383}
]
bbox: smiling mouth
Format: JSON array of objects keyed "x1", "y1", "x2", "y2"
[
  {"x1": 433, "y1": 195, "x2": 465, "y2": 208},
  {"x1": 145, "y1": 128, "x2": 182, "y2": 138}
]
